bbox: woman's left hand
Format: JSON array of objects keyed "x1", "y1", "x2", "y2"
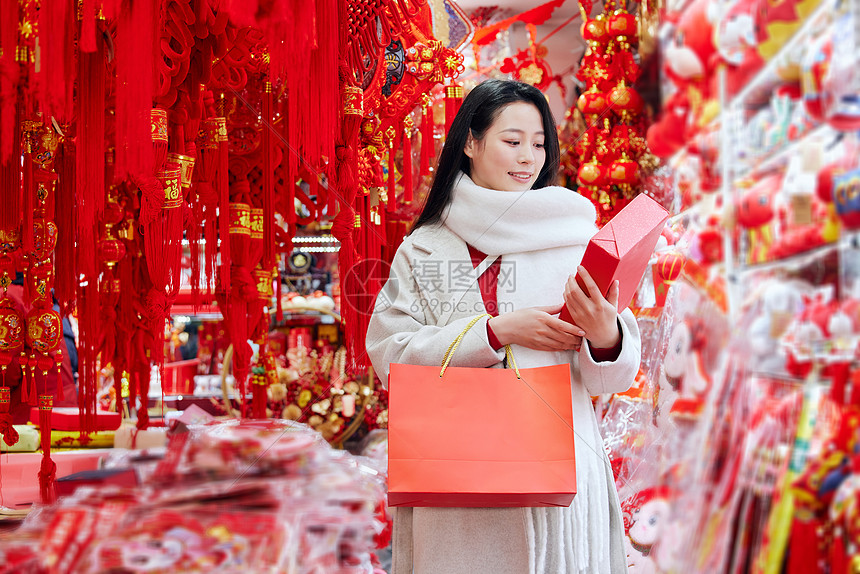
[{"x1": 562, "y1": 266, "x2": 621, "y2": 349}]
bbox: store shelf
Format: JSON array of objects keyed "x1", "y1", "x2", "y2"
[
  {"x1": 737, "y1": 241, "x2": 838, "y2": 275},
  {"x1": 730, "y1": 0, "x2": 837, "y2": 109},
  {"x1": 733, "y1": 124, "x2": 835, "y2": 182}
]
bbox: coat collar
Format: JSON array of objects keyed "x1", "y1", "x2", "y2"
[{"x1": 405, "y1": 224, "x2": 488, "y2": 326}]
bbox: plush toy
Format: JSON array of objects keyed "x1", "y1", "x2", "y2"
[
  {"x1": 621, "y1": 485, "x2": 675, "y2": 570},
  {"x1": 658, "y1": 320, "x2": 712, "y2": 417},
  {"x1": 649, "y1": 0, "x2": 718, "y2": 157},
  {"x1": 736, "y1": 174, "x2": 781, "y2": 263}
]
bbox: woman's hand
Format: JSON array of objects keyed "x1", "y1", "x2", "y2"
[
  {"x1": 563, "y1": 266, "x2": 621, "y2": 349},
  {"x1": 488, "y1": 305, "x2": 585, "y2": 352}
]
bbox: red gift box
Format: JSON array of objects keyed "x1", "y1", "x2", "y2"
[{"x1": 561, "y1": 194, "x2": 669, "y2": 321}]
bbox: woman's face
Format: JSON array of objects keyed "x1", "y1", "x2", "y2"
[{"x1": 464, "y1": 101, "x2": 546, "y2": 192}]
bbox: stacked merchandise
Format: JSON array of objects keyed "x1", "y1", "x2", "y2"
[
  {"x1": 0, "y1": 419, "x2": 389, "y2": 573},
  {"x1": 605, "y1": 0, "x2": 860, "y2": 569}
]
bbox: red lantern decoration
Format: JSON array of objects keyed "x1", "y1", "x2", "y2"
[
  {"x1": 606, "y1": 10, "x2": 638, "y2": 40},
  {"x1": 609, "y1": 83, "x2": 644, "y2": 119},
  {"x1": 578, "y1": 88, "x2": 609, "y2": 116},
  {"x1": 609, "y1": 158, "x2": 640, "y2": 186},
  {"x1": 99, "y1": 236, "x2": 127, "y2": 268},
  {"x1": 102, "y1": 197, "x2": 125, "y2": 227},
  {"x1": 582, "y1": 17, "x2": 610, "y2": 45},
  {"x1": 577, "y1": 162, "x2": 608, "y2": 188},
  {"x1": 657, "y1": 251, "x2": 686, "y2": 282}
]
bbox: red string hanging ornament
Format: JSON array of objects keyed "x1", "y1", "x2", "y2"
[
  {"x1": 331, "y1": 81, "x2": 364, "y2": 371},
  {"x1": 38, "y1": 394, "x2": 56, "y2": 504},
  {"x1": 401, "y1": 116, "x2": 414, "y2": 204},
  {"x1": 54, "y1": 138, "x2": 76, "y2": 315},
  {"x1": 261, "y1": 81, "x2": 275, "y2": 270},
  {"x1": 141, "y1": 165, "x2": 184, "y2": 369},
  {"x1": 196, "y1": 118, "x2": 220, "y2": 293},
  {"x1": 385, "y1": 126, "x2": 398, "y2": 213},
  {"x1": 225, "y1": 199, "x2": 255, "y2": 416},
  {"x1": 215, "y1": 117, "x2": 231, "y2": 295},
  {"x1": 0, "y1": 0, "x2": 20, "y2": 165},
  {"x1": 168, "y1": 151, "x2": 197, "y2": 302},
  {"x1": 0, "y1": 386, "x2": 17, "y2": 448},
  {"x1": 420, "y1": 93, "x2": 435, "y2": 181},
  {"x1": 444, "y1": 84, "x2": 464, "y2": 134},
  {"x1": 114, "y1": 0, "x2": 155, "y2": 182}
]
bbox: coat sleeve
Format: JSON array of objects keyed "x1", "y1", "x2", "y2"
[
  {"x1": 366, "y1": 243, "x2": 505, "y2": 389},
  {"x1": 576, "y1": 307, "x2": 641, "y2": 396}
]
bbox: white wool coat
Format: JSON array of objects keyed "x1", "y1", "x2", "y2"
[{"x1": 366, "y1": 173, "x2": 641, "y2": 574}]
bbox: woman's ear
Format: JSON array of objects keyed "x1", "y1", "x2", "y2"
[{"x1": 464, "y1": 131, "x2": 475, "y2": 159}]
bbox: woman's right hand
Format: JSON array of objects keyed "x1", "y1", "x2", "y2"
[{"x1": 488, "y1": 305, "x2": 585, "y2": 352}]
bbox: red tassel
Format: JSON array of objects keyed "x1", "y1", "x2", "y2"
[
  {"x1": 0, "y1": 386, "x2": 18, "y2": 448},
  {"x1": 115, "y1": 0, "x2": 155, "y2": 181},
  {"x1": 401, "y1": 117, "x2": 413, "y2": 204},
  {"x1": 285, "y1": 103, "x2": 297, "y2": 225},
  {"x1": 19, "y1": 356, "x2": 29, "y2": 405},
  {"x1": 445, "y1": 84, "x2": 464, "y2": 135},
  {"x1": 22, "y1": 152, "x2": 34, "y2": 255},
  {"x1": 37, "y1": 0, "x2": 69, "y2": 121},
  {"x1": 262, "y1": 82, "x2": 275, "y2": 269},
  {"x1": 80, "y1": 0, "x2": 97, "y2": 53},
  {"x1": 54, "y1": 140, "x2": 76, "y2": 315},
  {"x1": 38, "y1": 394, "x2": 56, "y2": 504},
  {"x1": 77, "y1": 31, "x2": 106, "y2": 280},
  {"x1": 54, "y1": 351, "x2": 64, "y2": 402},
  {"x1": 387, "y1": 128, "x2": 397, "y2": 214},
  {"x1": 0, "y1": 0, "x2": 19, "y2": 164},
  {"x1": 307, "y1": 0, "x2": 338, "y2": 170},
  {"x1": 421, "y1": 96, "x2": 435, "y2": 180},
  {"x1": 216, "y1": 118, "x2": 231, "y2": 295},
  {"x1": 275, "y1": 263, "x2": 283, "y2": 322}
]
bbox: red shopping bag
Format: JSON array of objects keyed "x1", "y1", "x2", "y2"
[{"x1": 388, "y1": 316, "x2": 576, "y2": 507}]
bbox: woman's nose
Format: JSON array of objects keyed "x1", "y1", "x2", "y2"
[{"x1": 518, "y1": 146, "x2": 535, "y2": 164}]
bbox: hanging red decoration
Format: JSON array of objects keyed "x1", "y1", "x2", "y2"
[{"x1": 656, "y1": 251, "x2": 686, "y2": 282}]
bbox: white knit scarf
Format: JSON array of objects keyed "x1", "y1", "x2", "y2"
[
  {"x1": 441, "y1": 173, "x2": 617, "y2": 573},
  {"x1": 441, "y1": 172, "x2": 596, "y2": 256}
]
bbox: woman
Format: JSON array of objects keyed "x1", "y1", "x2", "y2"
[{"x1": 366, "y1": 79, "x2": 641, "y2": 574}]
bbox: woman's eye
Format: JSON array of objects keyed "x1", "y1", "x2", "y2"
[
  {"x1": 535, "y1": 143, "x2": 545, "y2": 149},
  {"x1": 506, "y1": 141, "x2": 520, "y2": 146}
]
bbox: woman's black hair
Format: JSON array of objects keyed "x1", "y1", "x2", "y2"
[{"x1": 411, "y1": 79, "x2": 560, "y2": 232}]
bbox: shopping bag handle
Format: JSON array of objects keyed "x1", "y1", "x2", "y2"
[{"x1": 440, "y1": 313, "x2": 521, "y2": 379}]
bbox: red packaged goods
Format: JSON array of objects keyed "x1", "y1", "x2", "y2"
[
  {"x1": 29, "y1": 407, "x2": 122, "y2": 432},
  {"x1": 560, "y1": 193, "x2": 669, "y2": 321}
]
